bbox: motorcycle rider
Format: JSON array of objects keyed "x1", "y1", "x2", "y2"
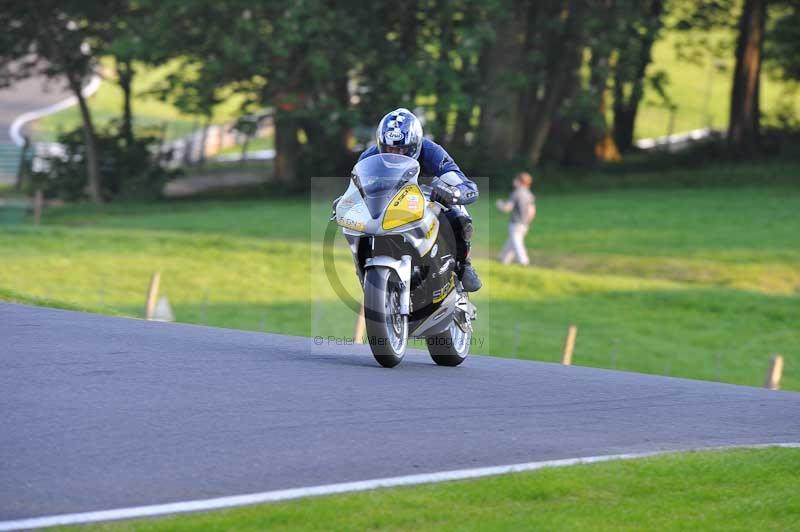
[{"x1": 358, "y1": 108, "x2": 482, "y2": 292}]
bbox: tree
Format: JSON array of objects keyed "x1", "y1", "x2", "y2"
[
  {"x1": 561, "y1": 0, "x2": 622, "y2": 167},
  {"x1": 105, "y1": 3, "x2": 159, "y2": 148},
  {"x1": 474, "y1": 0, "x2": 593, "y2": 169},
  {"x1": 764, "y1": 1, "x2": 800, "y2": 82},
  {"x1": 728, "y1": 0, "x2": 767, "y2": 152},
  {"x1": 611, "y1": 0, "x2": 665, "y2": 152},
  {"x1": 444, "y1": 2, "x2": 497, "y2": 159},
  {"x1": 0, "y1": 1, "x2": 123, "y2": 202},
  {"x1": 763, "y1": 0, "x2": 800, "y2": 129},
  {"x1": 522, "y1": 0, "x2": 593, "y2": 166},
  {"x1": 143, "y1": 0, "x2": 370, "y2": 187},
  {"x1": 474, "y1": 0, "x2": 530, "y2": 164}
]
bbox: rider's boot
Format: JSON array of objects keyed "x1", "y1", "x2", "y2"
[
  {"x1": 457, "y1": 239, "x2": 482, "y2": 292},
  {"x1": 459, "y1": 258, "x2": 482, "y2": 292}
]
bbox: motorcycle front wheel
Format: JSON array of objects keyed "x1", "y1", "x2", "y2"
[{"x1": 364, "y1": 267, "x2": 408, "y2": 368}]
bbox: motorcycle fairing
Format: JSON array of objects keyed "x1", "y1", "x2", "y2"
[
  {"x1": 382, "y1": 184, "x2": 424, "y2": 230},
  {"x1": 337, "y1": 180, "x2": 440, "y2": 258}
]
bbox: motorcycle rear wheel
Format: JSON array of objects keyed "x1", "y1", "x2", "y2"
[
  {"x1": 426, "y1": 319, "x2": 470, "y2": 367},
  {"x1": 364, "y1": 268, "x2": 408, "y2": 368}
]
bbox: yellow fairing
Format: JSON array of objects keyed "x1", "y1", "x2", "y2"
[{"x1": 382, "y1": 185, "x2": 424, "y2": 230}]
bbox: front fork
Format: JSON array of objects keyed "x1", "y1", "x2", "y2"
[{"x1": 364, "y1": 255, "x2": 412, "y2": 315}]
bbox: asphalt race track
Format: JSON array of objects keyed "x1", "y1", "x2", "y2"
[
  {"x1": 2, "y1": 303, "x2": 799, "y2": 521},
  {"x1": 0, "y1": 75, "x2": 74, "y2": 144}
]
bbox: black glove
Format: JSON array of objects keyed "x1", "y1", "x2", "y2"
[{"x1": 430, "y1": 183, "x2": 461, "y2": 206}]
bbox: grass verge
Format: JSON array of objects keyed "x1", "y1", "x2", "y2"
[
  {"x1": 0, "y1": 286, "x2": 121, "y2": 315},
  {"x1": 73, "y1": 447, "x2": 800, "y2": 531}
]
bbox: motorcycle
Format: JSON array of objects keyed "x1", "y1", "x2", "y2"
[{"x1": 333, "y1": 153, "x2": 477, "y2": 368}]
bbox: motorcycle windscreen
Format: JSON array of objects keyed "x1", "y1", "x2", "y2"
[{"x1": 353, "y1": 154, "x2": 420, "y2": 219}]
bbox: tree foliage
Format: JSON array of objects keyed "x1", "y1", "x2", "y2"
[
  {"x1": 764, "y1": 1, "x2": 800, "y2": 83},
  {"x1": 3, "y1": 0, "x2": 796, "y2": 196}
]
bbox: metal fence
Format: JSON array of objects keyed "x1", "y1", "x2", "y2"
[
  {"x1": 0, "y1": 143, "x2": 21, "y2": 187},
  {"x1": 0, "y1": 116, "x2": 273, "y2": 189},
  {"x1": 160, "y1": 115, "x2": 275, "y2": 168}
]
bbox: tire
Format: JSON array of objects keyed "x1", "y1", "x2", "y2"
[
  {"x1": 364, "y1": 267, "x2": 408, "y2": 368},
  {"x1": 426, "y1": 319, "x2": 471, "y2": 367}
]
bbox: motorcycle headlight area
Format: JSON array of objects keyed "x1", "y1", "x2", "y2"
[{"x1": 382, "y1": 185, "x2": 424, "y2": 230}]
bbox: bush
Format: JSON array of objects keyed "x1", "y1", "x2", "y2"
[{"x1": 30, "y1": 123, "x2": 176, "y2": 201}]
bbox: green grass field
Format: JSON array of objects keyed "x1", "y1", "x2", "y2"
[
  {"x1": 1, "y1": 162, "x2": 798, "y2": 390},
  {"x1": 73, "y1": 447, "x2": 800, "y2": 531}
]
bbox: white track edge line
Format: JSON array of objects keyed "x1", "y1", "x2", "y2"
[
  {"x1": 8, "y1": 75, "x2": 102, "y2": 147},
  {"x1": 2, "y1": 442, "x2": 799, "y2": 531}
]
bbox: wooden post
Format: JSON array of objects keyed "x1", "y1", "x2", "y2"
[
  {"x1": 562, "y1": 325, "x2": 577, "y2": 365},
  {"x1": 353, "y1": 302, "x2": 366, "y2": 344},
  {"x1": 765, "y1": 355, "x2": 784, "y2": 390},
  {"x1": 32, "y1": 189, "x2": 43, "y2": 226},
  {"x1": 511, "y1": 322, "x2": 521, "y2": 358},
  {"x1": 145, "y1": 272, "x2": 161, "y2": 320}
]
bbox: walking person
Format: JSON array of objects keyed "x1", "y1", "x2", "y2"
[{"x1": 496, "y1": 172, "x2": 536, "y2": 266}]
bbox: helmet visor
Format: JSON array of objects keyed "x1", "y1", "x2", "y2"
[{"x1": 380, "y1": 144, "x2": 414, "y2": 157}]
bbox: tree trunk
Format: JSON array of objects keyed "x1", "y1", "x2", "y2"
[
  {"x1": 612, "y1": 79, "x2": 637, "y2": 152},
  {"x1": 240, "y1": 135, "x2": 250, "y2": 162},
  {"x1": 116, "y1": 58, "x2": 135, "y2": 147},
  {"x1": 183, "y1": 122, "x2": 197, "y2": 166},
  {"x1": 564, "y1": 0, "x2": 616, "y2": 168},
  {"x1": 70, "y1": 77, "x2": 102, "y2": 203},
  {"x1": 335, "y1": 72, "x2": 355, "y2": 174},
  {"x1": 516, "y1": 0, "x2": 547, "y2": 157},
  {"x1": 198, "y1": 116, "x2": 211, "y2": 167},
  {"x1": 28, "y1": 7, "x2": 102, "y2": 201},
  {"x1": 273, "y1": 110, "x2": 300, "y2": 188},
  {"x1": 523, "y1": 0, "x2": 588, "y2": 165},
  {"x1": 15, "y1": 137, "x2": 30, "y2": 192},
  {"x1": 728, "y1": 0, "x2": 766, "y2": 153},
  {"x1": 612, "y1": 0, "x2": 664, "y2": 152},
  {"x1": 525, "y1": 62, "x2": 580, "y2": 165},
  {"x1": 475, "y1": 1, "x2": 528, "y2": 164},
  {"x1": 565, "y1": 54, "x2": 612, "y2": 168},
  {"x1": 434, "y1": 1, "x2": 453, "y2": 142}
]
